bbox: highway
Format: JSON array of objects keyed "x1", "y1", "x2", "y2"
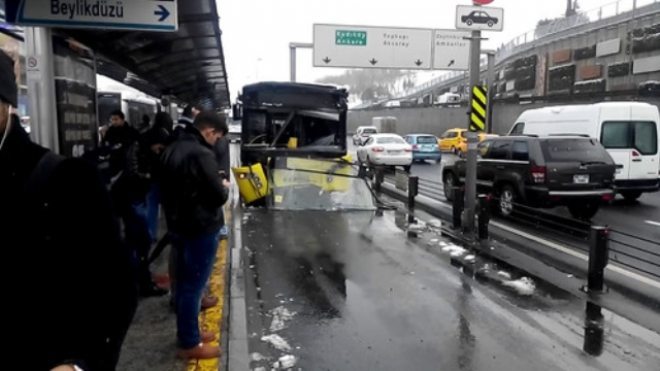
[{"x1": 347, "y1": 140, "x2": 660, "y2": 283}]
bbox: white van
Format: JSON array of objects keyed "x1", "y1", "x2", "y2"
[{"x1": 509, "y1": 102, "x2": 660, "y2": 201}]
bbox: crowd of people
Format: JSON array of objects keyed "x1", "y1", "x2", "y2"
[{"x1": 0, "y1": 49, "x2": 230, "y2": 370}]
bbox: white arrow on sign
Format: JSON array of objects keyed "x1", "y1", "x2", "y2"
[
  {"x1": 432, "y1": 29, "x2": 470, "y2": 71},
  {"x1": 16, "y1": 0, "x2": 178, "y2": 32}
]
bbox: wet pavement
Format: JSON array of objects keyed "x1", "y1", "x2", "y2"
[{"x1": 238, "y1": 208, "x2": 660, "y2": 371}]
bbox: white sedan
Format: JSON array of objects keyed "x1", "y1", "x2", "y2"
[{"x1": 356, "y1": 134, "x2": 413, "y2": 168}]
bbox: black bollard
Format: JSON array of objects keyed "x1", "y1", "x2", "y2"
[
  {"x1": 453, "y1": 186, "x2": 464, "y2": 230},
  {"x1": 374, "y1": 167, "x2": 384, "y2": 192},
  {"x1": 588, "y1": 226, "x2": 609, "y2": 292},
  {"x1": 477, "y1": 194, "x2": 490, "y2": 240}
]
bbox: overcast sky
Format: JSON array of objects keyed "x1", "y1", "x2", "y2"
[{"x1": 220, "y1": 0, "x2": 627, "y2": 100}]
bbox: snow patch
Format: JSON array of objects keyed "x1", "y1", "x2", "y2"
[
  {"x1": 269, "y1": 306, "x2": 296, "y2": 332},
  {"x1": 250, "y1": 352, "x2": 266, "y2": 362},
  {"x1": 261, "y1": 334, "x2": 292, "y2": 352},
  {"x1": 497, "y1": 271, "x2": 512, "y2": 279},
  {"x1": 272, "y1": 354, "x2": 297, "y2": 369},
  {"x1": 464, "y1": 254, "x2": 476, "y2": 262},
  {"x1": 428, "y1": 219, "x2": 442, "y2": 228},
  {"x1": 503, "y1": 277, "x2": 536, "y2": 296}
]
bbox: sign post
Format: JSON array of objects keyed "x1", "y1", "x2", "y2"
[{"x1": 456, "y1": 2, "x2": 504, "y2": 234}]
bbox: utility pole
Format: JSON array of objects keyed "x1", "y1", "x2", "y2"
[
  {"x1": 463, "y1": 28, "x2": 482, "y2": 234},
  {"x1": 486, "y1": 50, "x2": 495, "y2": 133},
  {"x1": 289, "y1": 42, "x2": 313, "y2": 82}
]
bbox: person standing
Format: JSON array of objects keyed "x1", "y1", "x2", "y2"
[
  {"x1": 141, "y1": 112, "x2": 173, "y2": 242},
  {"x1": 103, "y1": 110, "x2": 167, "y2": 297},
  {"x1": 172, "y1": 104, "x2": 200, "y2": 139},
  {"x1": 160, "y1": 112, "x2": 229, "y2": 359},
  {"x1": 0, "y1": 49, "x2": 137, "y2": 370}
]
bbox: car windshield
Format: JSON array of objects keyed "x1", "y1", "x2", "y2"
[
  {"x1": 377, "y1": 136, "x2": 405, "y2": 144},
  {"x1": 541, "y1": 139, "x2": 612, "y2": 163},
  {"x1": 362, "y1": 128, "x2": 377, "y2": 134},
  {"x1": 416, "y1": 136, "x2": 437, "y2": 144},
  {"x1": 270, "y1": 157, "x2": 376, "y2": 211}
]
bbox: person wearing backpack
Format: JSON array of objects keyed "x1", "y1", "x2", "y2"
[{"x1": 0, "y1": 50, "x2": 137, "y2": 370}]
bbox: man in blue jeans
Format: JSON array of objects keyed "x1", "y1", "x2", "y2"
[{"x1": 160, "y1": 111, "x2": 229, "y2": 359}]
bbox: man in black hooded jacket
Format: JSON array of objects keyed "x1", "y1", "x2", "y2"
[{"x1": 0, "y1": 49, "x2": 136, "y2": 370}]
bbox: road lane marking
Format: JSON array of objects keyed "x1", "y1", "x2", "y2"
[{"x1": 645, "y1": 220, "x2": 660, "y2": 227}]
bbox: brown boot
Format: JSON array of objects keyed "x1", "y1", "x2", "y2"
[
  {"x1": 177, "y1": 343, "x2": 221, "y2": 359},
  {"x1": 201, "y1": 295, "x2": 219, "y2": 310},
  {"x1": 200, "y1": 331, "x2": 216, "y2": 343}
]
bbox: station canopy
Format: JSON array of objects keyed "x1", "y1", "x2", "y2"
[{"x1": 57, "y1": 0, "x2": 230, "y2": 110}]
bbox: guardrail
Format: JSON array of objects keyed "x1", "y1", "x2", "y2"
[{"x1": 608, "y1": 228, "x2": 660, "y2": 280}]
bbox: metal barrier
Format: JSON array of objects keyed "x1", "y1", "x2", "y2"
[{"x1": 607, "y1": 228, "x2": 660, "y2": 281}]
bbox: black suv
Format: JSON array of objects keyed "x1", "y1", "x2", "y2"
[{"x1": 442, "y1": 136, "x2": 616, "y2": 220}]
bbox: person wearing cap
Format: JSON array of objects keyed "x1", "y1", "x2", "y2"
[
  {"x1": 0, "y1": 49, "x2": 137, "y2": 370},
  {"x1": 160, "y1": 111, "x2": 229, "y2": 359}
]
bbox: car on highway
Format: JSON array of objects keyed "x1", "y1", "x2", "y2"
[
  {"x1": 357, "y1": 134, "x2": 413, "y2": 170},
  {"x1": 404, "y1": 134, "x2": 442, "y2": 163},
  {"x1": 439, "y1": 128, "x2": 498, "y2": 155},
  {"x1": 461, "y1": 10, "x2": 499, "y2": 27},
  {"x1": 443, "y1": 136, "x2": 616, "y2": 220},
  {"x1": 353, "y1": 126, "x2": 379, "y2": 146},
  {"x1": 509, "y1": 102, "x2": 660, "y2": 201}
]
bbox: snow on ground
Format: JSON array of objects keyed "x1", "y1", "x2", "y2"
[
  {"x1": 497, "y1": 271, "x2": 512, "y2": 279},
  {"x1": 260, "y1": 334, "x2": 292, "y2": 352},
  {"x1": 269, "y1": 306, "x2": 296, "y2": 332},
  {"x1": 503, "y1": 277, "x2": 536, "y2": 296},
  {"x1": 272, "y1": 354, "x2": 297, "y2": 369}
]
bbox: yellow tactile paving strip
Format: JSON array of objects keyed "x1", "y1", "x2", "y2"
[{"x1": 185, "y1": 232, "x2": 229, "y2": 370}]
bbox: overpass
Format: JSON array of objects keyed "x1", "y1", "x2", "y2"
[{"x1": 371, "y1": 0, "x2": 660, "y2": 107}]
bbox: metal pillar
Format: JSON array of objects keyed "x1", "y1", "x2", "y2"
[
  {"x1": 628, "y1": 0, "x2": 637, "y2": 85},
  {"x1": 288, "y1": 42, "x2": 313, "y2": 83},
  {"x1": 588, "y1": 226, "x2": 609, "y2": 292},
  {"x1": 486, "y1": 51, "x2": 495, "y2": 134},
  {"x1": 289, "y1": 45, "x2": 296, "y2": 82},
  {"x1": 463, "y1": 29, "x2": 482, "y2": 234},
  {"x1": 25, "y1": 27, "x2": 59, "y2": 153}
]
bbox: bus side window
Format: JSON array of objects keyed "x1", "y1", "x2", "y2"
[{"x1": 510, "y1": 122, "x2": 525, "y2": 135}]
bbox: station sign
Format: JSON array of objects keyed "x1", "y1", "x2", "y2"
[
  {"x1": 456, "y1": 5, "x2": 504, "y2": 32},
  {"x1": 313, "y1": 24, "x2": 433, "y2": 69},
  {"x1": 7, "y1": 0, "x2": 178, "y2": 32}
]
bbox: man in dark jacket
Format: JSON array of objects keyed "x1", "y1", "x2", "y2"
[
  {"x1": 103, "y1": 110, "x2": 167, "y2": 297},
  {"x1": 0, "y1": 49, "x2": 136, "y2": 371},
  {"x1": 160, "y1": 112, "x2": 229, "y2": 359},
  {"x1": 172, "y1": 104, "x2": 199, "y2": 139}
]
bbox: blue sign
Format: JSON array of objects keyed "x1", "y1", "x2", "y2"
[{"x1": 7, "y1": 0, "x2": 178, "y2": 32}]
